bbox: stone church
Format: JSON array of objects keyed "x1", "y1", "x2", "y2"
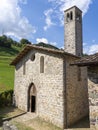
[{"x1": 11, "y1": 6, "x2": 89, "y2": 129}]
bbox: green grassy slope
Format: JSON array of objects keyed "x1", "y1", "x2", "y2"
[
  {"x1": 0, "y1": 56, "x2": 14, "y2": 92},
  {"x1": 0, "y1": 46, "x2": 21, "y2": 93}
]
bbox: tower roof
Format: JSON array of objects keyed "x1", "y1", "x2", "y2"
[{"x1": 64, "y1": 6, "x2": 82, "y2": 13}]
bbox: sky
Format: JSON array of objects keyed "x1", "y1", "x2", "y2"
[{"x1": 0, "y1": 0, "x2": 98, "y2": 54}]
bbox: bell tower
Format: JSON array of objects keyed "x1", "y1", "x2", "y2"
[{"x1": 64, "y1": 6, "x2": 83, "y2": 56}]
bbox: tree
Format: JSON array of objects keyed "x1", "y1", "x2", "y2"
[
  {"x1": 0, "y1": 35, "x2": 11, "y2": 48},
  {"x1": 20, "y1": 38, "x2": 31, "y2": 45}
]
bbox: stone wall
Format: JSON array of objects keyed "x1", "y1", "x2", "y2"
[
  {"x1": 14, "y1": 48, "x2": 90, "y2": 128},
  {"x1": 88, "y1": 66, "x2": 98, "y2": 83},
  {"x1": 3, "y1": 121, "x2": 18, "y2": 130},
  {"x1": 88, "y1": 66, "x2": 98, "y2": 126},
  {"x1": 14, "y1": 49, "x2": 64, "y2": 128},
  {"x1": 65, "y1": 56, "x2": 89, "y2": 127},
  {"x1": 64, "y1": 7, "x2": 82, "y2": 56}
]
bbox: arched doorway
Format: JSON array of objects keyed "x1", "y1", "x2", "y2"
[{"x1": 28, "y1": 83, "x2": 36, "y2": 112}]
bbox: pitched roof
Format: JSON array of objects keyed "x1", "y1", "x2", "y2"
[
  {"x1": 71, "y1": 53, "x2": 98, "y2": 66},
  {"x1": 10, "y1": 44, "x2": 79, "y2": 65}
]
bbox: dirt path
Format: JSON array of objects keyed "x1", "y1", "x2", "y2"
[
  {"x1": 11, "y1": 112, "x2": 36, "y2": 122},
  {"x1": 10, "y1": 113, "x2": 98, "y2": 130}
]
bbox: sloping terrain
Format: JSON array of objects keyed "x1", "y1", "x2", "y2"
[{"x1": 0, "y1": 46, "x2": 21, "y2": 93}]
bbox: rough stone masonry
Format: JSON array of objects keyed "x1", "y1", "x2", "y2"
[{"x1": 11, "y1": 6, "x2": 89, "y2": 129}]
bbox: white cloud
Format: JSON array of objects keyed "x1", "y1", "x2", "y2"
[
  {"x1": 36, "y1": 38, "x2": 48, "y2": 44},
  {"x1": 88, "y1": 44, "x2": 98, "y2": 54},
  {"x1": 45, "y1": 0, "x2": 93, "y2": 28},
  {"x1": 50, "y1": 42, "x2": 57, "y2": 46},
  {"x1": 0, "y1": 0, "x2": 36, "y2": 39},
  {"x1": 36, "y1": 37, "x2": 57, "y2": 46},
  {"x1": 58, "y1": 0, "x2": 92, "y2": 15},
  {"x1": 83, "y1": 43, "x2": 98, "y2": 54},
  {"x1": 83, "y1": 43, "x2": 87, "y2": 46},
  {"x1": 44, "y1": 9, "x2": 55, "y2": 31},
  {"x1": 83, "y1": 43, "x2": 89, "y2": 54}
]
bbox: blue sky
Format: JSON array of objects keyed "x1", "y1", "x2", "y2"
[{"x1": 0, "y1": 0, "x2": 98, "y2": 54}]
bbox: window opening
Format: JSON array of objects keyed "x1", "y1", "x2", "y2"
[
  {"x1": 70, "y1": 11, "x2": 73, "y2": 20},
  {"x1": 76, "y1": 13, "x2": 81, "y2": 21},
  {"x1": 40, "y1": 56, "x2": 44, "y2": 73},
  {"x1": 31, "y1": 54, "x2": 35, "y2": 61},
  {"x1": 66, "y1": 13, "x2": 70, "y2": 22}
]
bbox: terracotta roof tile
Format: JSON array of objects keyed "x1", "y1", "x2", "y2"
[{"x1": 72, "y1": 53, "x2": 98, "y2": 66}]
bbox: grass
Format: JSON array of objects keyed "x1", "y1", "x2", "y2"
[
  {"x1": 0, "y1": 106, "x2": 23, "y2": 120},
  {"x1": 26, "y1": 117, "x2": 62, "y2": 130},
  {"x1": 12, "y1": 117, "x2": 62, "y2": 130},
  {"x1": 0, "y1": 56, "x2": 15, "y2": 92},
  {"x1": 0, "y1": 46, "x2": 20, "y2": 57},
  {"x1": 0, "y1": 45, "x2": 22, "y2": 93},
  {"x1": 0, "y1": 106, "x2": 24, "y2": 128},
  {"x1": 13, "y1": 122, "x2": 35, "y2": 130}
]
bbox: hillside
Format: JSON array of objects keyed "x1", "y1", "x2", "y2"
[
  {"x1": 35, "y1": 42, "x2": 59, "y2": 50},
  {"x1": 0, "y1": 45, "x2": 22, "y2": 93}
]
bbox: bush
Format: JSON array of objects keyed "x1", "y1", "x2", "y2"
[{"x1": 0, "y1": 89, "x2": 13, "y2": 107}]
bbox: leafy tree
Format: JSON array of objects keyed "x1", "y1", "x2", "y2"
[
  {"x1": 0, "y1": 35, "x2": 32, "y2": 48},
  {"x1": 36, "y1": 42, "x2": 59, "y2": 50},
  {"x1": 20, "y1": 38, "x2": 31, "y2": 45},
  {"x1": 0, "y1": 35, "x2": 11, "y2": 48}
]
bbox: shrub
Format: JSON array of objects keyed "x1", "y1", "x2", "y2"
[{"x1": 0, "y1": 89, "x2": 13, "y2": 107}]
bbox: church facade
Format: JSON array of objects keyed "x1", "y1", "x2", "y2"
[{"x1": 11, "y1": 6, "x2": 89, "y2": 129}]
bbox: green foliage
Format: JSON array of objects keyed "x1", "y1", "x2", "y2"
[
  {"x1": 0, "y1": 35, "x2": 23, "y2": 49},
  {"x1": 20, "y1": 38, "x2": 31, "y2": 45},
  {"x1": 0, "y1": 35, "x2": 11, "y2": 48},
  {"x1": 83, "y1": 53, "x2": 88, "y2": 56},
  {"x1": 0, "y1": 89, "x2": 13, "y2": 107},
  {"x1": 0, "y1": 46, "x2": 19, "y2": 57},
  {"x1": 7, "y1": 93, "x2": 11, "y2": 105},
  {"x1": 0, "y1": 44, "x2": 23, "y2": 93},
  {"x1": 36, "y1": 42, "x2": 59, "y2": 50},
  {"x1": 0, "y1": 56, "x2": 15, "y2": 92}
]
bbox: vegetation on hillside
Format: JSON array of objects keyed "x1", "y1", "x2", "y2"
[
  {"x1": 0, "y1": 55, "x2": 15, "y2": 92},
  {"x1": 35, "y1": 42, "x2": 59, "y2": 50},
  {"x1": 0, "y1": 36, "x2": 22, "y2": 93},
  {"x1": 0, "y1": 90, "x2": 13, "y2": 107},
  {"x1": 0, "y1": 35, "x2": 59, "y2": 93},
  {"x1": 0, "y1": 35, "x2": 31, "y2": 49}
]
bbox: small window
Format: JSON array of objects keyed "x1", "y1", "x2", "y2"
[
  {"x1": 76, "y1": 13, "x2": 81, "y2": 21},
  {"x1": 31, "y1": 54, "x2": 35, "y2": 61},
  {"x1": 77, "y1": 66, "x2": 81, "y2": 81},
  {"x1": 66, "y1": 13, "x2": 70, "y2": 22},
  {"x1": 23, "y1": 62, "x2": 26, "y2": 75},
  {"x1": 70, "y1": 11, "x2": 73, "y2": 20},
  {"x1": 40, "y1": 56, "x2": 44, "y2": 73}
]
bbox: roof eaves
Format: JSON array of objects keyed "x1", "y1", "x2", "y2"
[{"x1": 10, "y1": 44, "x2": 80, "y2": 66}]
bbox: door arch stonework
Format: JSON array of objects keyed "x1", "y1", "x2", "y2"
[{"x1": 28, "y1": 83, "x2": 36, "y2": 112}]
